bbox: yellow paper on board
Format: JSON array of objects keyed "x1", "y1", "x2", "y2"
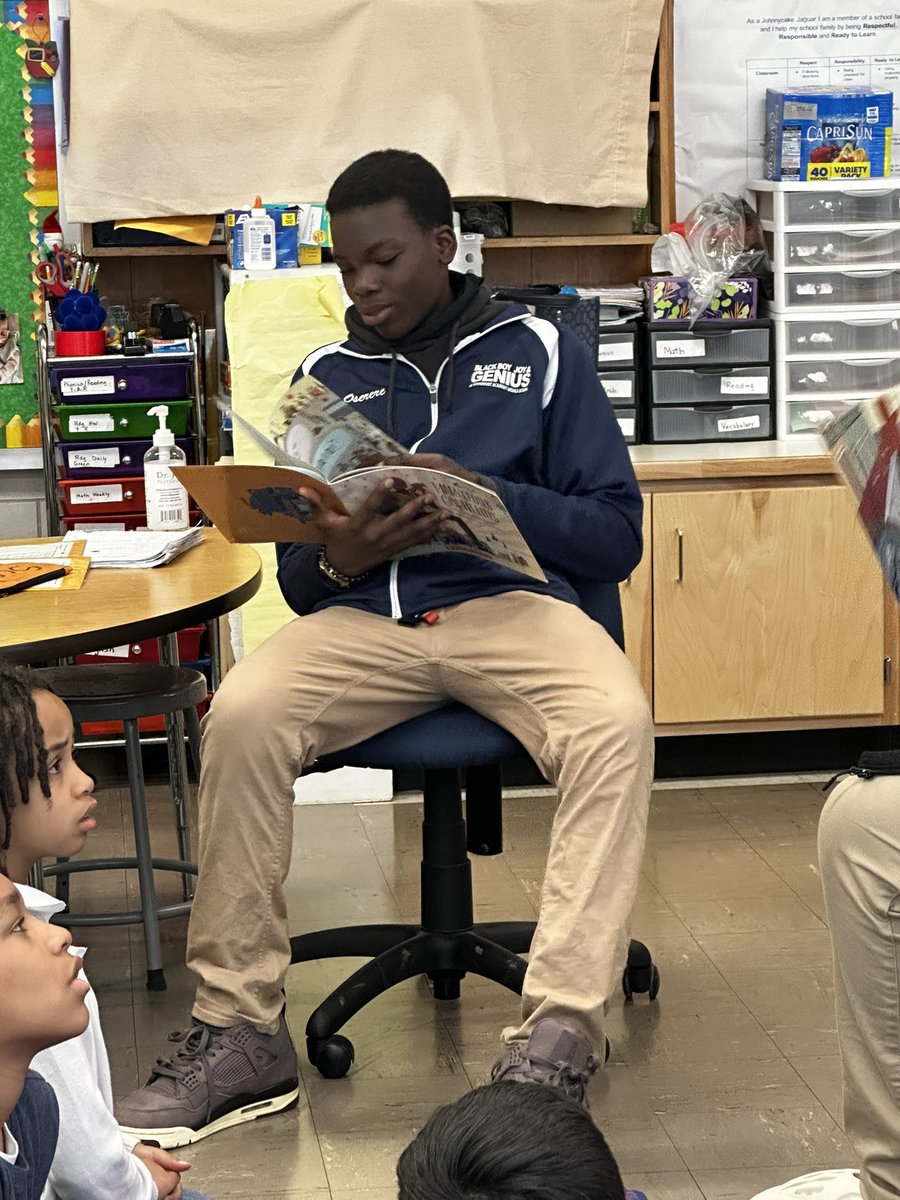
[
  {"x1": 113, "y1": 215, "x2": 217, "y2": 245},
  {"x1": 225, "y1": 269, "x2": 346, "y2": 657}
]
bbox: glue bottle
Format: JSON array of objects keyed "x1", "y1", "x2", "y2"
[
  {"x1": 244, "y1": 195, "x2": 276, "y2": 270},
  {"x1": 144, "y1": 405, "x2": 189, "y2": 530}
]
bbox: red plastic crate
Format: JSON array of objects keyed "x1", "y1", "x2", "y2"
[
  {"x1": 75, "y1": 626, "x2": 206, "y2": 665},
  {"x1": 78, "y1": 694, "x2": 210, "y2": 738}
]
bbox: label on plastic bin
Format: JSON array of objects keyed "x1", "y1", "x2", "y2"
[
  {"x1": 68, "y1": 448, "x2": 120, "y2": 470},
  {"x1": 617, "y1": 417, "x2": 636, "y2": 437},
  {"x1": 60, "y1": 375, "x2": 116, "y2": 397},
  {"x1": 717, "y1": 414, "x2": 761, "y2": 433},
  {"x1": 597, "y1": 341, "x2": 632, "y2": 362},
  {"x1": 69, "y1": 484, "x2": 123, "y2": 505},
  {"x1": 603, "y1": 379, "x2": 633, "y2": 400},
  {"x1": 68, "y1": 414, "x2": 114, "y2": 434},
  {"x1": 721, "y1": 375, "x2": 769, "y2": 396},
  {"x1": 656, "y1": 339, "x2": 706, "y2": 359},
  {"x1": 90, "y1": 645, "x2": 130, "y2": 658}
]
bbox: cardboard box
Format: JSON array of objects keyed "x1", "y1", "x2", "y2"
[
  {"x1": 510, "y1": 202, "x2": 635, "y2": 238},
  {"x1": 642, "y1": 276, "x2": 759, "y2": 321},
  {"x1": 765, "y1": 87, "x2": 893, "y2": 181}
]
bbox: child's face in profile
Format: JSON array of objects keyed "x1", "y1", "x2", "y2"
[
  {"x1": 11, "y1": 690, "x2": 96, "y2": 871},
  {"x1": 0, "y1": 318, "x2": 9, "y2": 341},
  {"x1": 0, "y1": 874, "x2": 90, "y2": 1052}
]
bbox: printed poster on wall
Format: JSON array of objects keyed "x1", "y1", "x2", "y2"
[{"x1": 675, "y1": 2, "x2": 900, "y2": 212}]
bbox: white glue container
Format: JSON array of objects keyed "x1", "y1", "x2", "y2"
[
  {"x1": 244, "y1": 195, "x2": 276, "y2": 270},
  {"x1": 144, "y1": 405, "x2": 189, "y2": 530}
]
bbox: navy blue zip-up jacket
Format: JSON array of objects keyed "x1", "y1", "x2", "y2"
[{"x1": 276, "y1": 301, "x2": 642, "y2": 635}]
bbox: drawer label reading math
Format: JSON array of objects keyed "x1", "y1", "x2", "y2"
[
  {"x1": 717, "y1": 414, "x2": 761, "y2": 433},
  {"x1": 67, "y1": 448, "x2": 121, "y2": 470},
  {"x1": 656, "y1": 339, "x2": 706, "y2": 359},
  {"x1": 68, "y1": 414, "x2": 114, "y2": 434},
  {"x1": 69, "y1": 484, "x2": 123, "y2": 505},
  {"x1": 721, "y1": 376, "x2": 769, "y2": 396},
  {"x1": 60, "y1": 375, "x2": 116, "y2": 397}
]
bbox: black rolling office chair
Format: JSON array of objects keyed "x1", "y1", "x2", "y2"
[{"x1": 289, "y1": 576, "x2": 660, "y2": 1079}]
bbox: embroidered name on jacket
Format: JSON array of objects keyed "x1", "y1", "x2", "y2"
[
  {"x1": 343, "y1": 388, "x2": 386, "y2": 404},
  {"x1": 469, "y1": 363, "x2": 532, "y2": 393}
]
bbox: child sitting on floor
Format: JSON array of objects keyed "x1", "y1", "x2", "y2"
[
  {"x1": 0, "y1": 660, "x2": 208, "y2": 1200},
  {"x1": 0, "y1": 871, "x2": 88, "y2": 1200},
  {"x1": 397, "y1": 1080, "x2": 642, "y2": 1200}
]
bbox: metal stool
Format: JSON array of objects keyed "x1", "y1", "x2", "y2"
[{"x1": 32, "y1": 663, "x2": 207, "y2": 991}]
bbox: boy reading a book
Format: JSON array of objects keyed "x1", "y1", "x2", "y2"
[{"x1": 119, "y1": 149, "x2": 653, "y2": 1144}]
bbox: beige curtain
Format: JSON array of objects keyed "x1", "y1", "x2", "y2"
[{"x1": 64, "y1": 0, "x2": 664, "y2": 222}]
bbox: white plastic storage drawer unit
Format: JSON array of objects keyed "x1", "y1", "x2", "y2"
[
  {"x1": 752, "y1": 179, "x2": 900, "y2": 228},
  {"x1": 773, "y1": 308, "x2": 900, "y2": 438},
  {"x1": 767, "y1": 227, "x2": 900, "y2": 272}
]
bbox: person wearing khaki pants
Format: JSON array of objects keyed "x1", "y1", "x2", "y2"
[{"x1": 117, "y1": 150, "x2": 653, "y2": 1149}]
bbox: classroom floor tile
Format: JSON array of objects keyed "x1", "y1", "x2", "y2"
[{"x1": 58, "y1": 767, "x2": 851, "y2": 1199}]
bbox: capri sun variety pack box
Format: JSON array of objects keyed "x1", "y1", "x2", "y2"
[{"x1": 765, "y1": 87, "x2": 893, "y2": 181}]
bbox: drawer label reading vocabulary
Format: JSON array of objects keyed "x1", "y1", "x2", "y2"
[{"x1": 717, "y1": 415, "x2": 761, "y2": 433}]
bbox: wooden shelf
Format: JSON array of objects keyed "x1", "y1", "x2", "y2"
[
  {"x1": 484, "y1": 234, "x2": 658, "y2": 249},
  {"x1": 87, "y1": 244, "x2": 227, "y2": 258}
]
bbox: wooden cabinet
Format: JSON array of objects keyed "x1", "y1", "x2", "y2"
[{"x1": 649, "y1": 485, "x2": 888, "y2": 726}]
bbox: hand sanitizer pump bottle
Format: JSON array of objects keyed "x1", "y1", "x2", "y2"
[{"x1": 144, "y1": 405, "x2": 189, "y2": 530}]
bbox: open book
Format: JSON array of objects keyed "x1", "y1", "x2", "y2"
[
  {"x1": 822, "y1": 389, "x2": 900, "y2": 600},
  {"x1": 175, "y1": 376, "x2": 545, "y2": 582}
]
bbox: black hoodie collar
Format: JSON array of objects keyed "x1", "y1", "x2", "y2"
[{"x1": 344, "y1": 270, "x2": 508, "y2": 383}]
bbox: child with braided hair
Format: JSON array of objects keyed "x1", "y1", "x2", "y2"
[{"x1": 0, "y1": 660, "x2": 210, "y2": 1200}]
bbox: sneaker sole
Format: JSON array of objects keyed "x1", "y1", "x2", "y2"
[{"x1": 118, "y1": 1084, "x2": 301, "y2": 1149}]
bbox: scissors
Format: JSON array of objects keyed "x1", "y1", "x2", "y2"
[{"x1": 36, "y1": 250, "x2": 77, "y2": 298}]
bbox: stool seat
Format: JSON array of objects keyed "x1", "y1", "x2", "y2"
[
  {"x1": 32, "y1": 661, "x2": 205, "y2": 991},
  {"x1": 35, "y1": 664, "x2": 207, "y2": 722},
  {"x1": 316, "y1": 703, "x2": 526, "y2": 771}
]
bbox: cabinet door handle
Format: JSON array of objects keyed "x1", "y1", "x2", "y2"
[{"x1": 676, "y1": 528, "x2": 684, "y2": 582}]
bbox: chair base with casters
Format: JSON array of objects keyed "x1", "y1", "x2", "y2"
[
  {"x1": 32, "y1": 663, "x2": 206, "y2": 992},
  {"x1": 289, "y1": 705, "x2": 659, "y2": 1079}
]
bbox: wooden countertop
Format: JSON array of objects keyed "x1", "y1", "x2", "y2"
[{"x1": 630, "y1": 440, "x2": 837, "y2": 482}]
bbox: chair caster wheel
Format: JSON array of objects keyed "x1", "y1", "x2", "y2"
[
  {"x1": 622, "y1": 961, "x2": 660, "y2": 1002},
  {"x1": 429, "y1": 971, "x2": 463, "y2": 1001},
  {"x1": 309, "y1": 1035, "x2": 355, "y2": 1079}
]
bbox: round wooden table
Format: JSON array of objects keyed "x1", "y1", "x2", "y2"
[{"x1": 0, "y1": 528, "x2": 262, "y2": 663}]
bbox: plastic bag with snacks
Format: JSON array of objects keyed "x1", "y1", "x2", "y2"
[{"x1": 651, "y1": 193, "x2": 771, "y2": 326}]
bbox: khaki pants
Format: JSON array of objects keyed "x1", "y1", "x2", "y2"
[
  {"x1": 186, "y1": 590, "x2": 654, "y2": 1054},
  {"x1": 820, "y1": 774, "x2": 900, "y2": 1200}
]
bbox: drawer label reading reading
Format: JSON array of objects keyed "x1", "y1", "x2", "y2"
[
  {"x1": 597, "y1": 341, "x2": 632, "y2": 362},
  {"x1": 718, "y1": 414, "x2": 761, "y2": 433},
  {"x1": 60, "y1": 375, "x2": 116, "y2": 397},
  {"x1": 68, "y1": 414, "x2": 114, "y2": 433},
  {"x1": 721, "y1": 376, "x2": 769, "y2": 396},
  {"x1": 68, "y1": 448, "x2": 121, "y2": 470},
  {"x1": 69, "y1": 484, "x2": 124, "y2": 505},
  {"x1": 603, "y1": 379, "x2": 633, "y2": 400},
  {"x1": 656, "y1": 339, "x2": 706, "y2": 359}
]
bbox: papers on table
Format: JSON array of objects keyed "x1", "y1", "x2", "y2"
[
  {"x1": 60, "y1": 527, "x2": 203, "y2": 568},
  {"x1": 0, "y1": 541, "x2": 90, "y2": 590}
]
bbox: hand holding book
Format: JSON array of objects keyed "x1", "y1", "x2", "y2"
[{"x1": 299, "y1": 474, "x2": 451, "y2": 578}]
